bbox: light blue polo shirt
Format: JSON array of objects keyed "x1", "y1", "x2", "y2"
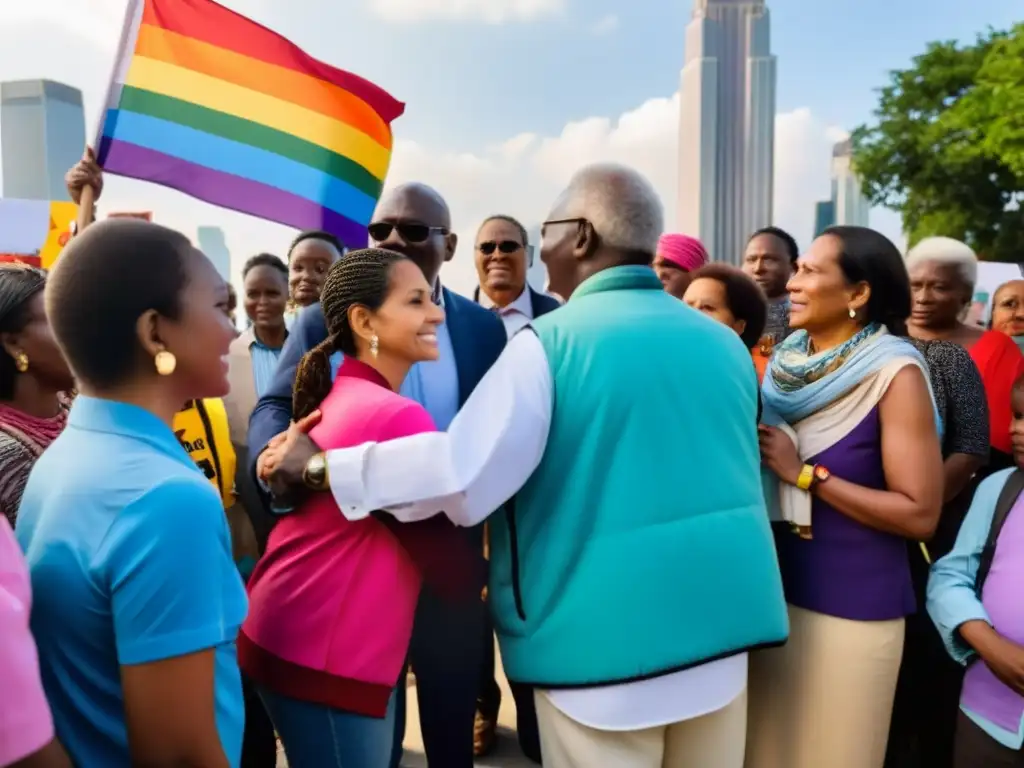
[{"x1": 15, "y1": 396, "x2": 247, "y2": 767}]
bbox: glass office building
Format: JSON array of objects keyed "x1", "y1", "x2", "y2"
[{"x1": 1, "y1": 80, "x2": 86, "y2": 202}]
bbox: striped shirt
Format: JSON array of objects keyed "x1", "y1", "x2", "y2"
[{"x1": 250, "y1": 336, "x2": 285, "y2": 399}]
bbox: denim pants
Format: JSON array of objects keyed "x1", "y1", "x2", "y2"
[{"x1": 258, "y1": 687, "x2": 397, "y2": 768}]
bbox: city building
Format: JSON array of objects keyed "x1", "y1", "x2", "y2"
[
  {"x1": 525, "y1": 226, "x2": 548, "y2": 293},
  {"x1": 197, "y1": 225, "x2": 231, "y2": 282},
  {"x1": 1, "y1": 80, "x2": 85, "y2": 202},
  {"x1": 813, "y1": 138, "x2": 871, "y2": 236},
  {"x1": 813, "y1": 200, "x2": 835, "y2": 238},
  {"x1": 678, "y1": 0, "x2": 777, "y2": 266}
]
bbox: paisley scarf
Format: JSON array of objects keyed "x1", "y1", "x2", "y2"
[{"x1": 763, "y1": 324, "x2": 940, "y2": 432}]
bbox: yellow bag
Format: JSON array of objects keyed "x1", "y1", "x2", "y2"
[
  {"x1": 173, "y1": 399, "x2": 236, "y2": 508},
  {"x1": 173, "y1": 399, "x2": 260, "y2": 574}
]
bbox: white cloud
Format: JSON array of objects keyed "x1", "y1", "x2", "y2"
[
  {"x1": 368, "y1": 0, "x2": 565, "y2": 24},
  {"x1": 589, "y1": 14, "x2": 619, "y2": 36},
  {"x1": 386, "y1": 96, "x2": 869, "y2": 292},
  {"x1": 0, "y1": 0, "x2": 897, "y2": 299}
]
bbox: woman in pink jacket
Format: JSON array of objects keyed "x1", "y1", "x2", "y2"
[{"x1": 239, "y1": 248, "x2": 480, "y2": 768}]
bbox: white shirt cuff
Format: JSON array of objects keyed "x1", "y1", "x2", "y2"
[{"x1": 326, "y1": 444, "x2": 374, "y2": 521}]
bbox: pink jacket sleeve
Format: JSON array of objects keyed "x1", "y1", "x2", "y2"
[
  {"x1": 0, "y1": 520, "x2": 56, "y2": 765},
  {"x1": 374, "y1": 404, "x2": 485, "y2": 602}
]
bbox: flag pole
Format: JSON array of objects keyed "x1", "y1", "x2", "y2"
[{"x1": 77, "y1": 0, "x2": 142, "y2": 234}]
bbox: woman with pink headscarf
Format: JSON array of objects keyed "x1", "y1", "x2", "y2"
[{"x1": 654, "y1": 233, "x2": 710, "y2": 298}]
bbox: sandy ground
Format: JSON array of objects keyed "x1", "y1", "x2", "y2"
[{"x1": 276, "y1": 639, "x2": 534, "y2": 767}]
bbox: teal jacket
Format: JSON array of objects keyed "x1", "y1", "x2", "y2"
[{"x1": 489, "y1": 266, "x2": 789, "y2": 687}]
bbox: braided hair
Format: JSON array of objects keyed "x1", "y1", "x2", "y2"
[
  {"x1": 293, "y1": 248, "x2": 407, "y2": 419},
  {"x1": 0, "y1": 263, "x2": 48, "y2": 399}
]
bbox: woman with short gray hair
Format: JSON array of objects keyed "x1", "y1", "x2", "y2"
[{"x1": 905, "y1": 236, "x2": 1023, "y2": 468}]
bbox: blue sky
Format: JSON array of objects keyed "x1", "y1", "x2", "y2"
[
  {"x1": 0, "y1": 0, "x2": 1017, "y2": 292},
  {"x1": 257, "y1": 0, "x2": 1020, "y2": 148}
]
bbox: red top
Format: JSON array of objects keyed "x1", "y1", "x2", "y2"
[{"x1": 968, "y1": 330, "x2": 1024, "y2": 454}]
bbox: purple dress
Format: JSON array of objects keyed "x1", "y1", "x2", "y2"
[{"x1": 774, "y1": 407, "x2": 916, "y2": 620}]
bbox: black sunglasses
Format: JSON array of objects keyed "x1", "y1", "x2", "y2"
[
  {"x1": 477, "y1": 240, "x2": 523, "y2": 255},
  {"x1": 367, "y1": 222, "x2": 448, "y2": 244}
]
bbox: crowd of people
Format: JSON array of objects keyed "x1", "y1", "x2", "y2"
[{"x1": 2, "y1": 152, "x2": 1024, "y2": 768}]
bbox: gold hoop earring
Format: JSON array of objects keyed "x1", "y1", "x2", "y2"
[
  {"x1": 14, "y1": 352, "x2": 29, "y2": 373},
  {"x1": 370, "y1": 335, "x2": 379, "y2": 359},
  {"x1": 848, "y1": 308, "x2": 856, "y2": 320},
  {"x1": 154, "y1": 350, "x2": 177, "y2": 376}
]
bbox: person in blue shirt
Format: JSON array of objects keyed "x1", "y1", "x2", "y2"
[
  {"x1": 928, "y1": 375, "x2": 1024, "y2": 766},
  {"x1": 16, "y1": 218, "x2": 247, "y2": 768}
]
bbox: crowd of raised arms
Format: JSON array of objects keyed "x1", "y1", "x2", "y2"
[{"x1": 3, "y1": 154, "x2": 1024, "y2": 768}]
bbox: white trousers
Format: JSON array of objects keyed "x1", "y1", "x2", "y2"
[{"x1": 533, "y1": 687, "x2": 748, "y2": 768}]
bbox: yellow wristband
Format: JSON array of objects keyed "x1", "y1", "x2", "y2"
[{"x1": 796, "y1": 464, "x2": 814, "y2": 491}]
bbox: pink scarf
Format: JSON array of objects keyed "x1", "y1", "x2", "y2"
[{"x1": 0, "y1": 400, "x2": 67, "y2": 454}]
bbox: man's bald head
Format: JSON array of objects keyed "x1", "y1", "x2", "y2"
[
  {"x1": 376, "y1": 182, "x2": 451, "y2": 230},
  {"x1": 369, "y1": 182, "x2": 456, "y2": 287}
]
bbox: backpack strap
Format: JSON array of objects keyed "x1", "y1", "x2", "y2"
[{"x1": 977, "y1": 468, "x2": 1024, "y2": 595}]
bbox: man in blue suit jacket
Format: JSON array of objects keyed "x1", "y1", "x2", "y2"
[
  {"x1": 471, "y1": 214, "x2": 560, "y2": 763},
  {"x1": 249, "y1": 183, "x2": 506, "y2": 768}
]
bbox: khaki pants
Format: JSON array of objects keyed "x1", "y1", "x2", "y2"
[
  {"x1": 534, "y1": 687, "x2": 748, "y2": 768},
  {"x1": 746, "y1": 604, "x2": 905, "y2": 768}
]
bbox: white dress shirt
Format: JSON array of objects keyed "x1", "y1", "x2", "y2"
[
  {"x1": 479, "y1": 286, "x2": 534, "y2": 338},
  {"x1": 326, "y1": 331, "x2": 745, "y2": 730}
]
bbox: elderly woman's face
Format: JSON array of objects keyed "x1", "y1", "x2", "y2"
[
  {"x1": 991, "y1": 281, "x2": 1024, "y2": 337},
  {"x1": 908, "y1": 260, "x2": 971, "y2": 330}
]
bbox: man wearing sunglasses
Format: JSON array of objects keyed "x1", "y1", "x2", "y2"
[
  {"x1": 248, "y1": 182, "x2": 507, "y2": 768},
  {"x1": 470, "y1": 214, "x2": 558, "y2": 763},
  {"x1": 472, "y1": 215, "x2": 561, "y2": 343}
]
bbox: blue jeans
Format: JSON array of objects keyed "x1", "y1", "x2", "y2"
[{"x1": 258, "y1": 687, "x2": 396, "y2": 768}]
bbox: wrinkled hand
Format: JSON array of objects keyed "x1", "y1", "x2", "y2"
[
  {"x1": 259, "y1": 411, "x2": 322, "y2": 492},
  {"x1": 65, "y1": 147, "x2": 103, "y2": 205},
  {"x1": 758, "y1": 424, "x2": 803, "y2": 486}
]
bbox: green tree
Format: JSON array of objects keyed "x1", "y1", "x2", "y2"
[{"x1": 851, "y1": 25, "x2": 1023, "y2": 261}]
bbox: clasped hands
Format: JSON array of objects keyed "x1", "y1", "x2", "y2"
[{"x1": 257, "y1": 411, "x2": 322, "y2": 495}]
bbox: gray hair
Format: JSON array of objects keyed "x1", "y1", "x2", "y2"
[
  {"x1": 905, "y1": 236, "x2": 978, "y2": 289},
  {"x1": 550, "y1": 163, "x2": 664, "y2": 254}
]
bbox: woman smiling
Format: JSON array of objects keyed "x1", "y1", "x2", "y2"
[{"x1": 747, "y1": 226, "x2": 943, "y2": 768}]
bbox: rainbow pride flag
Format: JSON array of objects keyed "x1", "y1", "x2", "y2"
[{"x1": 96, "y1": 0, "x2": 405, "y2": 246}]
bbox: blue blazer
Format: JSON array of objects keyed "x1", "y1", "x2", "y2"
[
  {"x1": 472, "y1": 285, "x2": 562, "y2": 320},
  {"x1": 248, "y1": 287, "x2": 507, "y2": 465},
  {"x1": 529, "y1": 287, "x2": 562, "y2": 319}
]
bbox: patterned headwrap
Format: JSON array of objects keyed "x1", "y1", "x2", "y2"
[{"x1": 657, "y1": 234, "x2": 708, "y2": 272}]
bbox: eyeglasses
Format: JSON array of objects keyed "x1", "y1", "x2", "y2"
[
  {"x1": 367, "y1": 222, "x2": 449, "y2": 244},
  {"x1": 540, "y1": 217, "x2": 586, "y2": 237},
  {"x1": 477, "y1": 240, "x2": 523, "y2": 255}
]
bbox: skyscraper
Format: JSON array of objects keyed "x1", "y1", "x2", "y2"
[
  {"x1": 1, "y1": 80, "x2": 85, "y2": 202},
  {"x1": 812, "y1": 138, "x2": 870, "y2": 237},
  {"x1": 677, "y1": 0, "x2": 777, "y2": 266},
  {"x1": 197, "y1": 226, "x2": 232, "y2": 282}
]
